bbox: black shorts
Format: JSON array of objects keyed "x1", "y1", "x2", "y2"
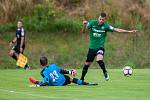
[
  {"x1": 12, "y1": 44, "x2": 25, "y2": 54},
  {"x1": 86, "y1": 47, "x2": 105, "y2": 62},
  {"x1": 63, "y1": 75, "x2": 71, "y2": 85}
]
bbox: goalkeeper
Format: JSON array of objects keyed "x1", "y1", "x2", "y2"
[{"x1": 29, "y1": 56, "x2": 98, "y2": 86}]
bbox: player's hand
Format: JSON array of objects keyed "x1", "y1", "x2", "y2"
[
  {"x1": 71, "y1": 69, "x2": 77, "y2": 77},
  {"x1": 20, "y1": 47, "x2": 23, "y2": 53},
  {"x1": 80, "y1": 21, "x2": 88, "y2": 33},
  {"x1": 9, "y1": 42, "x2": 13, "y2": 47},
  {"x1": 129, "y1": 30, "x2": 138, "y2": 33},
  {"x1": 83, "y1": 21, "x2": 88, "y2": 25}
]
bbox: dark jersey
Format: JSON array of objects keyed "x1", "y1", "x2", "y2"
[{"x1": 16, "y1": 27, "x2": 25, "y2": 46}]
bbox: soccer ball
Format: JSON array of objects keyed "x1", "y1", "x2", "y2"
[{"x1": 122, "y1": 66, "x2": 133, "y2": 76}]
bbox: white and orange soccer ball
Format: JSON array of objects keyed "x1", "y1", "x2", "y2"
[{"x1": 122, "y1": 66, "x2": 133, "y2": 76}]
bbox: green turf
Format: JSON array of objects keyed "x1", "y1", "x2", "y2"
[{"x1": 0, "y1": 69, "x2": 150, "y2": 100}]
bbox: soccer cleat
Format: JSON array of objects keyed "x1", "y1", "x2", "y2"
[
  {"x1": 87, "y1": 82, "x2": 98, "y2": 86},
  {"x1": 24, "y1": 64, "x2": 31, "y2": 70},
  {"x1": 29, "y1": 84, "x2": 40, "y2": 87},
  {"x1": 29, "y1": 77, "x2": 38, "y2": 84},
  {"x1": 104, "y1": 72, "x2": 109, "y2": 81}
]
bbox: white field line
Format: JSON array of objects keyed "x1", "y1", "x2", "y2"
[
  {"x1": 0, "y1": 88, "x2": 58, "y2": 99},
  {"x1": 0, "y1": 88, "x2": 80, "y2": 100}
]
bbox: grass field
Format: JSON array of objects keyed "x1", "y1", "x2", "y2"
[{"x1": 0, "y1": 69, "x2": 150, "y2": 100}]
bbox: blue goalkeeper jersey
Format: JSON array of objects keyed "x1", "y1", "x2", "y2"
[{"x1": 41, "y1": 64, "x2": 65, "y2": 86}]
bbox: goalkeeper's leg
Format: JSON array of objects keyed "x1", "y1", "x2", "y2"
[
  {"x1": 29, "y1": 77, "x2": 39, "y2": 84},
  {"x1": 29, "y1": 77, "x2": 48, "y2": 86},
  {"x1": 72, "y1": 78, "x2": 98, "y2": 86}
]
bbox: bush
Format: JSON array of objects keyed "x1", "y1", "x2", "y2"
[
  {"x1": 53, "y1": 17, "x2": 81, "y2": 33},
  {"x1": 0, "y1": 23, "x2": 15, "y2": 33}
]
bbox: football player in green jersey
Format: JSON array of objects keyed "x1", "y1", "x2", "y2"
[{"x1": 80, "y1": 12, "x2": 137, "y2": 81}]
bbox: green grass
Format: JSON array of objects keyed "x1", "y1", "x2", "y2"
[{"x1": 0, "y1": 69, "x2": 150, "y2": 100}]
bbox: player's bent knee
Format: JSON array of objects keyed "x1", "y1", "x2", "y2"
[
  {"x1": 96, "y1": 58, "x2": 103, "y2": 61},
  {"x1": 96, "y1": 55, "x2": 103, "y2": 61},
  {"x1": 96, "y1": 57, "x2": 103, "y2": 61},
  {"x1": 96, "y1": 60, "x2": 103, "y2": 63},
  {"x1": 9, "y1": 50, "x2": 15, "y2": 57},
  {"x1": 9, "y1": 52, "x2": 13, "y2": 56}
]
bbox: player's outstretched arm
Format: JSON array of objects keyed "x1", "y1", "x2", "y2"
[
  {"x1": 114, "y1": 28, "x2": 138, "y2": 33},
  {"x1": 80, "y1": 21, "x2": 88, "y2": 33},
  {"x1": 29, "y1": 77, "x2": 48, "y2": 87}
]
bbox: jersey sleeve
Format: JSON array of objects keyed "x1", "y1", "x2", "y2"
[
  {"x1": 40, "y1": 68, "x2": 46, "y2": 78},
  {"x1": 43, "y1": 76, "x2": 49, "y2": 83},
  {"x1": 42, "y1": 70, "x2": 49, "y2": 83},
  {"x1": 86, "y1": 20, "x2": 92, "y2": 29},
  {"x1": 21, "y1": 28, "x2": 25, "y2": 37},
  {"x1": 106, "y1": 24, "x2": 115, "y2": 32}
]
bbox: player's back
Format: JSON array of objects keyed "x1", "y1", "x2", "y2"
[{"x1": 41, "y1": 64, "x2": 66, "y2": 86}]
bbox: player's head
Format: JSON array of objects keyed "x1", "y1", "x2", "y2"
[
  {"x1": 40, "y1": 56, "x2": 48, "y2": 67},
  {"x1": 17, "y1": 19, "x2": 23, "y2": 28},
  {"x1": 98, "y1": 12, "x2": 107, "y2": 25}
]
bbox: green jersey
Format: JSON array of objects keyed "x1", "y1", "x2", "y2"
[{"x1": 87, "y1": 20, "x2": 114, "y2": 49}]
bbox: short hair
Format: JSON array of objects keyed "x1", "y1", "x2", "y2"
[
  {"x1": 100, "y1": 12, "x2": 107, "y2": 17},
  {"x1": 17, "y1": 19, "x2": 23, "y2": 24},
  {"x1": 40, "y1": 56, "x2": 48, "y2": 66}
]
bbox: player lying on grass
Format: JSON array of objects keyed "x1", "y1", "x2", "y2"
[{"x1": 29, "y1": 56, "x2": 98, "y2": 86}]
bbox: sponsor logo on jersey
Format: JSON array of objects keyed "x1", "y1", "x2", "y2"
[
  {"x1": 92, "y1": 28, "x2": 105, "y2": 33},
  {"x1": 93, "y1": 33, "x2": 101, "y2": 37}
]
